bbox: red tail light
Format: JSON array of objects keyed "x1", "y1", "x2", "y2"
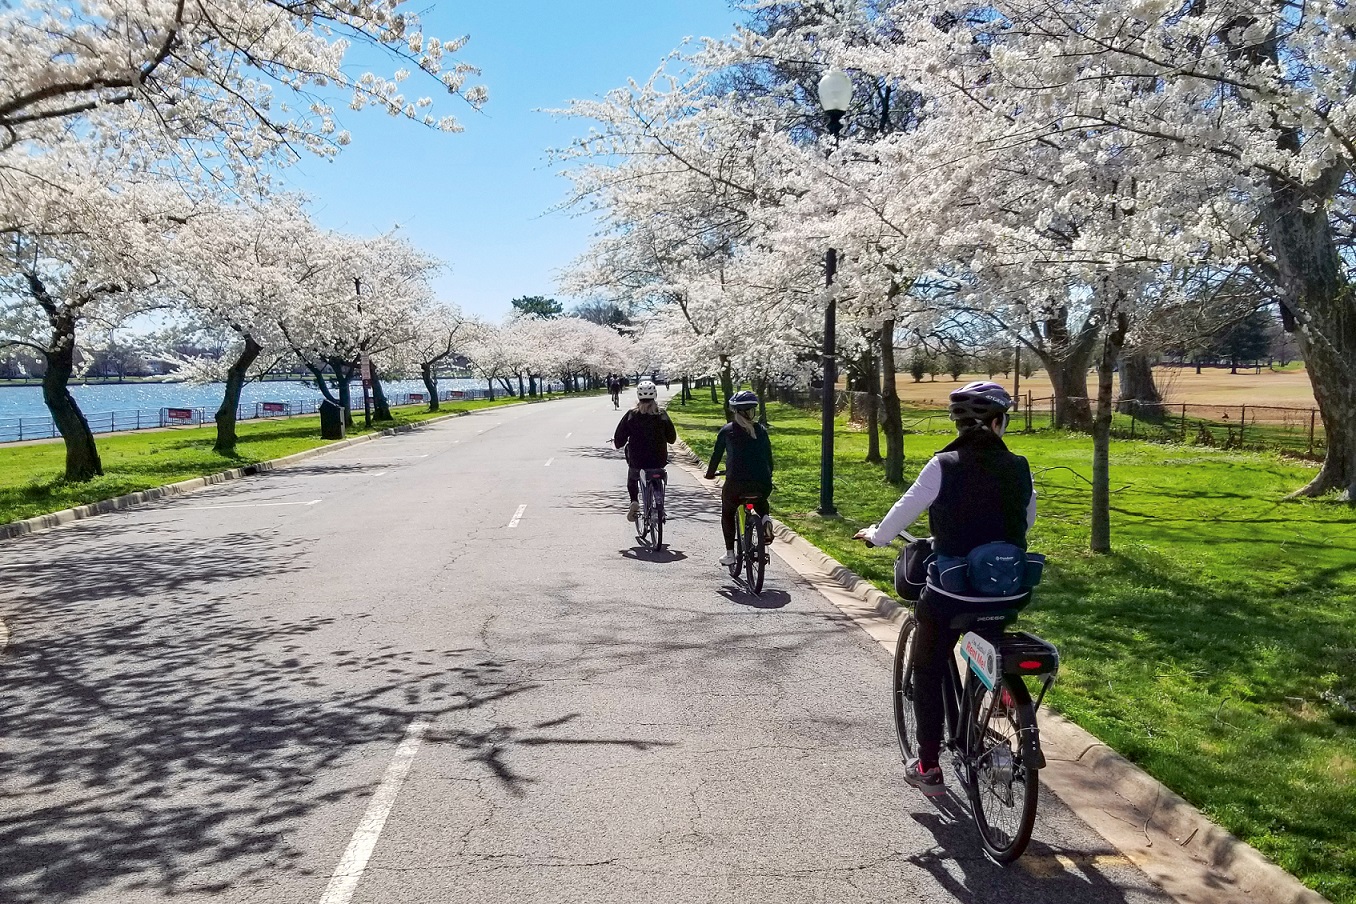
[{"x1": 1019, "y1": 660, "x2": 1043, "y2": 671}]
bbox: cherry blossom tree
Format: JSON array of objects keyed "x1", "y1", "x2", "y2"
[
  {"x1": 0, "y1": 0, "x2": 487, "y2": 161},
  {"x1": 0, "y1": 150, "x2": 193, "y2": 480}
]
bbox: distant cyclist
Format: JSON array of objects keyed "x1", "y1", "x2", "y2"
[
  {"x1": 608, "y1": 375, "x2": 622, "y2": 409},
  {"x1": 854, "y1": 381, "x2": 1036, "y2": 796},
  {"x1": 704, "y1": 391, "x2": 774, "y2": 567},
  {"x1": 613, "y1": 380, "x2": 676, "y2": 522}
]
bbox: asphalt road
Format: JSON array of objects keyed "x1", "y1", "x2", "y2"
[{"x1": 0, "y1": 394, "x2": 1172, "y2": 904}]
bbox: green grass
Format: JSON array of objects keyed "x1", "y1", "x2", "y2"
[
  {"x1": 669, "y1": 396, "x2": 1356, "y2": 904},
  {"x1": 0, "y1": 395, "x2": 544, "y2": 525}
]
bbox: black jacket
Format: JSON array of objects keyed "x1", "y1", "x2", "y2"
[
  {"x1": 705, "y1": 421, "x2": 774, "y2": 487},
  {"x1": 613, "y1": 409, "x2": 676, "y2": 469},
  {"x1": 929, "y1": 428, "x2": 1033, "y2": 556}
]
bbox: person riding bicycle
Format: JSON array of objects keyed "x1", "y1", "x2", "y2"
[
  {"x1": 854, "y1": 381, "x2": 1036, "y2": 797},
  {"x1": 703, "y1": 390, "x2": 774, "y2": 567},
  {"x1": 608, "y1": 375, "x2": 622, "y2": 409},
  {"x1": 613, "y1": 380, "x2": 676, "y2": 522}
]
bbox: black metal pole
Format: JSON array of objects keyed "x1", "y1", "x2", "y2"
[{"x1": 819, "y1": 247, "x2": 838, "y2": 516}]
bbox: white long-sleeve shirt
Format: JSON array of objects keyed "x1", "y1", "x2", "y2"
[{"x1": 862, "y1": 455, "x2": 1037, "y2": 546}]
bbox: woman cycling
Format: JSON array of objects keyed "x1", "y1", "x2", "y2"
[
  {"x1": 613, "y1": 380, "x2": 676, "y2": 522},
  {"x1": 854, "y1": 381, "x2": 1036, "y2": 797},
  {"x1": 704, "y1": 391, "x2": 774, "y2": 567}
]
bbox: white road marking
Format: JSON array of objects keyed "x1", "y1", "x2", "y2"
[
  {"x1": 507, "y1": 504, "x2": 527, "y2": 528},
  {"x1": 565, "y1": 432, "x2": 572, "y2": 439},
  {"x1": 545, "y1": 458, "x2": 554, "y2": 467},
  {"x1": 317, "y1": 718, "x2": 429, "y2": 904},
  {"x1": 371, "y1": 471, "x2": 389, "y2": 478},
  {"x1": 0, "y1": 563, "x2": 37, "y2": 569},
  {"x1": 178, "y1": 500, "x2": 322, "y2": 511}
]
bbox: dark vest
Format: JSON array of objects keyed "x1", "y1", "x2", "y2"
[{"x1": 929, "y1": 429, "x2": 1033, "y2": 557}]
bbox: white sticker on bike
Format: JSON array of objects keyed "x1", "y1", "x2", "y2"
[{"x1": 962, "y1": 632, "x2": 1000, "y2": 690}]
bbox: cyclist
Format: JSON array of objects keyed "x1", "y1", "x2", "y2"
[
  {"x1": 613, "y1": 380, "x2": 676, "y2": 522},
  {"x1": 703, "y1": 390, "x2": 774, "y2": 567},
  {"x1": 608, "y1": 375, "x2": 622, "y2": 410},
  {"x1": 853, "y1": 381, "x2": 1036, "y2": 797}
]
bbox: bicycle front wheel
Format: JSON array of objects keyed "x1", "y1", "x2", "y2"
[
  {"x1": 728, "y1": 517, "x2": 744, "y2": 580},
  {"x1": 963, "y1": 673, "x2": 1040, "y2": 864},
  {"x1": 743, "y1": 508, "x2": 765, "y2": 594},
  {"x1": 891, "y1": 615, "x2": 920, "y2": 762}
]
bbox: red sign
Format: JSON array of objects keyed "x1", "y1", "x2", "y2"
[
  {"x1": 410, "y1": 393, "x2": 425, "y2": 403},
  {"x1": 449, "y1": 390, "x2": 465, "y2": 399},
  {"x1": 166, "y1": 408, "x2": 194, "y2": 423},
  {"x1": 262, "y1": 402, "x2": 287, "y2": 414}
]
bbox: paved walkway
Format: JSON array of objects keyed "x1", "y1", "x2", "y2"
[{"x1": 0, "y1": 394, "x2": 1171, "y2": 903}]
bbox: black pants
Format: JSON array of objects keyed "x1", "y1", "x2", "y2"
[
  {"x1": 721, "y1": 482, "x2": 770, "y2": 549},
  {"x1": 910, "y1": 587, "x2": 1022, "y2": 770},
  {"x1": 628, "y1": 467, "x2": 665, "y2": 502}
]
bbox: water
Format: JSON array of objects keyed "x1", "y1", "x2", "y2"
[{"x1": 0, "y1": 378, "x2": 485, "y2": 422}]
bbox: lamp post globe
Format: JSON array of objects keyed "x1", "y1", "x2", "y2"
[{"x1": 817, "y1": 68, "x2": 853, "y2": 136}]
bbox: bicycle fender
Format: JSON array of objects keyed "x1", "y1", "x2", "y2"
[{"x1": 1017, "y1": 706, "x2": 1046, "y2": 770}]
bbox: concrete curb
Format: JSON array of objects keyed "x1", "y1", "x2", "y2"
[
  {"x1": 0, "y1": 408, "x2": 485, "y2": 543},
  {"x1": 670, "y1": 435, "x2": 1330, "y2": 904}
]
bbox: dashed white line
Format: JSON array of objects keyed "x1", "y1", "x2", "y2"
[
  {"x1": 371, "y1": 471, "x2": 389, "y2": 478},
  {"x1": 317, "y1": 718, "x2": 429, "y2": 904},
  {"x1": 545, "y1": 458, "x2": 554, "y2": 467},
  {"x1": 178, "y1": 500, "x2": 322, "y2": 510},
  {"x1": 507, "y1": 504, "x2": 527, "y2": 528},
  {"x1": 565, "y1": 432, "x2": 573, "y2": 439}
]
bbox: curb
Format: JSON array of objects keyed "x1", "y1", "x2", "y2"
[
  {"x1": 670, "y1": 436, "x2": 1330, "y2": 904},
  {"x1": 0, "y1": 408, "x2": 482, "y2": 543}
]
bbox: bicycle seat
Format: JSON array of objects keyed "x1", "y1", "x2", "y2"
[{"x1": 948, "y1": 609, "x2": 1020, "y2": 632}]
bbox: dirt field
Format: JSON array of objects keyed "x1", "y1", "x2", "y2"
[{"x1": 892, "y1": 365, "x2": 1318, "y2": 411}]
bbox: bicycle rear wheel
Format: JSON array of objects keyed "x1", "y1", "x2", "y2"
[
  {"x1": 654, "y1": 503, "x2": 664, "y2": 548},
  {"x1": 743, "y1": 507, "x2": 765, "y2": 594},
  {"x1": 963, "y1": 673, "x2": 1040, "y2": 864},
  {"x1": 891, "y1": 615, "x2": 920, "y2": 762}
]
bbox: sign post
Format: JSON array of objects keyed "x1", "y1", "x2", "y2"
[{"x1": 360, "y1": 353, "x2": 373, "y2": 429}]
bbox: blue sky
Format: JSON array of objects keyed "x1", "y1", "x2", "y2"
[{"x1": 280, "y1": 1, "x2": 742, "y2": 321}]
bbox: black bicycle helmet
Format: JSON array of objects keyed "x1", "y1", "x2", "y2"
[
  {"x1": 948, "y1": 381, "x2": 1013, "y2": 424},
  {"x1": 729, "y1": 390, "x2": 759, "y2": 410}
]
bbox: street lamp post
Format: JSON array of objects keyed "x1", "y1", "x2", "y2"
[{"x1": 816, "y1": 67, "x2": 853, "y2": 517}]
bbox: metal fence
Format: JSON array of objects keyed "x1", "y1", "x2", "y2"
[
  {"x1": 1020, "y1": 395, "x2": 1325, "y2": 456},
  {"x1": 0, "y1": 387, "x2": 503, "y2": 445},
  {"x1": 754, "y1": 385, "x2": 1325, "y2": 457}
]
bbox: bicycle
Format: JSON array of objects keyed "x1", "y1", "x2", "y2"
[
  {"x1": 890, "y1": 531, "x2": 1059, "y2": 864},
  {"x1": 716, "y1": 472, "x2": 769, "y2": 594},
  {"x1": 635, "y1": 468, "x2": 666, "y2": 549}
]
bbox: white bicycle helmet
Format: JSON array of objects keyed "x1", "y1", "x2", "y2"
[
  {"x1": 636, "y1": 380, "x2": 658, "y2": 400},
  {"x1": 949, "y1": 381, "x2": 1013, "y2": 423}
]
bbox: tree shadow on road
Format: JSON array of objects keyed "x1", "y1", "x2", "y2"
[{"x1": 0, "y1": 521, "x2": 673, "y2": 903}]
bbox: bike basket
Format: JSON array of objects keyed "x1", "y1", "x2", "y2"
[
  {"x1": 894, "y1": 537, "x2": 933, "y2": 602},
  {"x1": 998, "y1": 631, "x2": 1059, "y2": 677}
]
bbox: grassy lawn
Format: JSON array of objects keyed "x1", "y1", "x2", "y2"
[
  {"x1": 669, "y1": 395, "x2": 1356, "y2": 904},
  {"x1": 0, "y1": 395, "x2": 543, "y2": 526}
]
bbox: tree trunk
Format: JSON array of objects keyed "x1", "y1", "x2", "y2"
[
  {"x1": 1116, "y1": 350, "x2": 1163, "y2": 420},
  {"x1": 1092, "y1": 312, "x2": 1129, "y2": 553},
  {"x1": 214, "y1": 334, "x2": 263, "y2": 454},
  {"x1": 487, "y1": 378, "x2": 495, "y2": 401},
  {"x1": 326, "y1": 359, "x2": 355, "y2": 428},
  {"x1": 709, "y1": 378, "x2": 718, "y2": 403},
  {"x1": 42, "y1": 317, "x2": 103, "y2": 481},
  {"x1": 1258, "y1": 170, "x2": 1356, "y2": 498},
  {"x1": 864, "y1": 338, "x2": 882, "y2": 464},
  {"x1": 370, "y1": 366, "x2": 392, "y2": 421},
  {"x1": 718, "y1": 354, "x2": 734, "y2": 413},
  {"x1": 421, "y1": 363, "x2": 440, "y2": 411},
  {"x1": 755, "y1": 373, "x2": 769, "y2": 425},
  {"x1": 880, "y1": 320, "x2": 905, "y2": 484},
  {"x1": 1029, "y1": 307, "x2": 1099, "y2": 431}
]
